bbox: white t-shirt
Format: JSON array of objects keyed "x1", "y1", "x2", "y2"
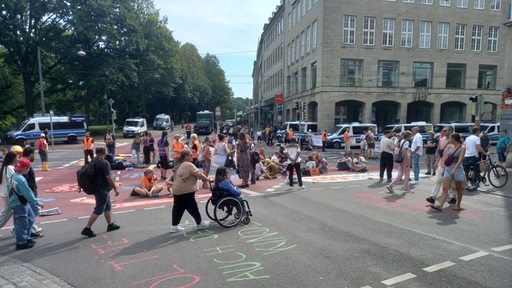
[
  {"x1": 411, "y1": 133, "x2": 423, "y2": 156},
  {"x1": 399, "y1": 140, "x2": 410, "y2": 156},
  {"x1": 285, "y1": 144, "x2": 301, "y2": 163},
  {"x1": 353, "y1": 156, "x2": 367, "y2": 168},
  {"x1": 464, "y1": 135, "x2": 480, "y2": 157},
  {"x1": 305, "y1": 161, "x2": 316, "y2": 169},
  {"x1": 255, "y1": 162, "x2": 264, "y2": 177},
  {"x1": 1, "y1": 165, "x2": 15, "y2": 197}
]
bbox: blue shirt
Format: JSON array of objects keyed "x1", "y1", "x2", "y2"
[
  {"x1": 496, "y1": 135, "x2": 510, "y2": 153},
  {"x1": 217, "y1": 179, "x2": 241, "y2": 198},
  {"x1": 8, "y1": 173, "x2": 40, "y2": 207}
]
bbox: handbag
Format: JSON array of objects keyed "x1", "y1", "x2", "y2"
[
  {"x1": 394, "y1": 141, "x2": 406, "y2": 163},
  {"x1": 444, "y1": 145, "x2": 460, "y2": 167},
  {"x1": 9, "y1": 184, "x2": 28, "y2": 205}
]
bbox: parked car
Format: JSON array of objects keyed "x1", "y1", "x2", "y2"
[
  {"x1": 123, "y1": 117, "x2": 147, "y2": 138},
  {"x1": 328, "y1": 122, "x2": 378, "y2": 149}
]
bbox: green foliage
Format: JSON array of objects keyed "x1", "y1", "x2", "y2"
[{"x1": 0, "y1": 0, "x2": 234, "y2": 128}]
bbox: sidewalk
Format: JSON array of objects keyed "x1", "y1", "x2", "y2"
[{"x1": 0, "y1": 256, "x2": 73, "y2": 288}]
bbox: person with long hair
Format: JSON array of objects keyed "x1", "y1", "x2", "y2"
[
  {"x1": 213, "y1": 134, "x2": 229, "y2": 167},
  {"x1": 236, "y1": 132, "x2": 252, "y2": 188},
  {"x1": 386, "y1": 130, "x2": 413, "y2": 194},
  {"x1": 431, "y1": 133, "x2": 466, "y2": 211},
  {"x1": 213, "y1": 167, "x2": 245, "y2": 203},
  {"x1": 0, "y1": 151, "x2": 19, "y2": 234},
  {"x1": 170, "y1": 150, "x2": 210, "y2": 233}
]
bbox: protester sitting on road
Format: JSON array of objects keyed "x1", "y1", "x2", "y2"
[
  {"x1": 350, "y1": 153, "x2": 368, "y2": 172},
  {"x1": 314, "y1": 153, "x2": 328, "y2": 174},
  {"x1": 305, "y1": 155, "x2": 317, "y2": 170},
  {"x1": 132, "y1": 168, "x2": 163, "y2": 197},
  {"x1": 336, "y1": 153, "x2": 352, "y2": 171},
  {"x1": 271, "y1": 151, "x2": 287, "y2": 174},
  {"x1": 255, "y1": 160, "x2": 274, "y2": 179},
  {"x1": 264, "y1": 159, "x2": 279, "y2": 178}
]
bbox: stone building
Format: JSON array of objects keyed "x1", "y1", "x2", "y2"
[{"x1": 253, "y1": 0, "x2": 512, "y2": 132}]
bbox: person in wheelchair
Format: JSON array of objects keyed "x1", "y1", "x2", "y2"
[{"x1": 212, "y1": 167, "x2": 247, "y2": 212}]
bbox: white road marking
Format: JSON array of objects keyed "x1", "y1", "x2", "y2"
[
  {"x1": 113, "y1": 210, "x2": 136, "y2": 214},
  {"x1": 491, "y1": 245, "x2": 512, "y2": 252},
  {"x1": 36, "y1": 177, "x2": 44, "y2": 182},
  {"x1": 40, "y1": 219, "x2": 68, "y2": 224},
  {"x1": 360, "y1": 286, "x2": 372, "y2": 288},
  {"x1": 422, "y1": 261, "x2": 456, "y2": 272},
  {"x1": 62, "y1": 160, "x2": 80, "y2": 167},
  {"x1": 459, "y1": 251, "x2": 489, "y2": 261},
  {"x1": 381, "y1": 273, "x2": 417, "y2": 286},
  {"x1": 78, "y1": 216, "x2": 89, "y2": 219},
  {"x1": 240, "y1": 189, "x2": 262, "y2": 196},
  {"x1": 265, "y1": 188, "x2": 276, "y2": 192},
  {"x1": 144, "y1": 206, "x2": 166, "y2": 210},
  {"x1": 310, "y1": 188, "x2": 323, "y2": 191}
]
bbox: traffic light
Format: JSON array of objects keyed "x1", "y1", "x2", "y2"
[
  {"x1": 301, "y1": 101, "x2": 306, "y2": 112},
  {"x1": 295, "y1": 101, "x2": 300, "y2": 110}
]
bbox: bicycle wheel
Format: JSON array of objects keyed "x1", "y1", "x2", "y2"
[
  {"x1": 214, "y1": 197, "x2": 243, "y2": 228},
  {"x1": 487, "y1": 165, "x2": 508, "y2": 188},
  {"x1": 205, "y1": 198, "x2": 215, "y2": 221}
]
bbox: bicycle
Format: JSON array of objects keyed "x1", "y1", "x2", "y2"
[
  {"x1": 466, "y1": 153, "x2": 508, "y2": 191},
  {"x1": 205, "y1": 183, "x2": 253, "y2": 228}
]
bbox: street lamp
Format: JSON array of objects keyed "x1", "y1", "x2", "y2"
[{"x1": 37, "y1": 45, "x2": 86, "y2": 114}]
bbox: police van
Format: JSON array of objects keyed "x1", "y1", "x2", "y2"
[
  {"x1": 433, "y1": 122, "x2": 474, "y2": 140},
  {"x1": 6, "y1": 115, "x2": 87, "y2": 146},
  {"x1": 276, "y1": 121, "x2": 318, "y2": 143},
  {"x1": 382, "y1": 121, "x2": 433, "y2": 142},
  {"x1": 327, "y1": 122, "x2": 378, "y2": 149},
  {"x1": 479, "y1": 122, "x2": 500, "y2": 144}
]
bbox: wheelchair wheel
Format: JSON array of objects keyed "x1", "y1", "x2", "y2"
[
  {"x1": 214, "y1": 197, "x2": 243, "y2": 228},
  {"x1": 488, "y1": 165, "x2": 508, "y2": 188},
  {"x1": 242, "y1": 215, "x2": 251, "y2": 225},
  {"x1": 205, "y1": 198, "x2": 215, "y2": 221}
]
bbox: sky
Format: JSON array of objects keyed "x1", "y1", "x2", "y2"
[{"x1": 153, "y1": 0, "x2": 282, "y2": 99}]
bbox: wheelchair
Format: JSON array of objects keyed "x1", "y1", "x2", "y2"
[{"x1": 205, "y1": 185, "x2": 253, "y2": 228}]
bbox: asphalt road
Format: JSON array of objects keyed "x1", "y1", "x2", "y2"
[{"x1": 0, "y1": 130, "x2": 511, "y2": 287}]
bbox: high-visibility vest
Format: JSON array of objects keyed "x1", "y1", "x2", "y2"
[
  {"x1": 191, "y1": 140, "x2": 200, "y2": 159},
  {"x1": 142, "y1": 175, "x2": 157, "y2": 190},
  {"x1": 83, "y1": 137, "x2": 94, "y2": 150},
  {"x1": 322, "y1": 132, "x2": 327, "y2": 141},
  {"x1": 172, "y1": 141, "x2": 184, "y2": 158}
]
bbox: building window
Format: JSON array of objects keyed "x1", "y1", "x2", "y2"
[
  {"x1": 487, "y1": 26, "x2": 499, "y2": 52},
  {"x1": 382, "y1": 18, "x2": 395, "y2": 47},
  {"x1": 471, "y1": 25, "x2": 483, "y2": 51},
  {"x1": 419, "y1": 21, "x2": 431, "y2": 48},
  {"x1": 306, "y1": 26, "x2": 311, "y2": 53},
  {"x1": 454, "y1": 23, "x2": 466, "y2": 50},
  {"x1": 312, "y1": 20, "x2": 318, "y2": 50},
  {"x1": 478, "y1": 65, "x2": 497, "y2": 89},
  {"x1": 311, "y1": 62, "x2": 317, "y2": 89},
  {"x1": 413, "y1": 62, "x2": 433, "y2": 88},
  {"x1": 295, "y1": 36, "x2": 300, "y2": 62},
  {"x1": 404, "y1": 0, "x2": 415, "y2": 2},
  {"x1": 300, "y1": 31, "x2": 305, "y2": 57},
  {"x1": 474, "y1": 0, "x2": 485, "y2": 9},
  {"x1": 340, "y1": 59, "x2": 363, "y2": 87},
  {"x1": 446, "y1": 63, "x2": 466, "y2": 89},
  {"x1": 363, "y1": 17, "x2": 376, "y2": 45},
  {"x1": 343, "y1": 15, "x2": 356, "y2": 45},
  {"x1": 378, "y1": 61, "x2": 399, "y2": 87},
  {"x1": 293, "y1": 71, "x2": 299, "y2": 94},
  {"x1": 422, "y1": 0, "x2": 433, "y2": 4},
  {"x1": 301, "y1": 67, "x2": 307, "y2": 92},
  {"x1": 440, "y1": 0, "x2": 451, "y2": 6},
  {"x1": 291, "y1": 40, "x2": 295, "y2": 63},
  {"x1": 401, "y1": 19, "x2": 414, "y2": 47},
  {"x1": 491, "y1": 0, "x2": 501, "y2": 10},
  {"x1": 457, "y1": 0, "x2": 468, "y2": 8},
  {"x1": 437, "y1": 22, "x2": 449, "y2": 49}
]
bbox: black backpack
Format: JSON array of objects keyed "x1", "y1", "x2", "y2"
[{"x1": 77, "y1": 160, "x2": 97, "y2": 195}]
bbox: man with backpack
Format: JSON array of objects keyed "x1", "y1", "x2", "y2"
[
  {"x1": 80, "y1": 147, "x2": 120, "y2": 238},
  {"x1": 104, "y1": 128, "x2": 116, "y2": 157}
]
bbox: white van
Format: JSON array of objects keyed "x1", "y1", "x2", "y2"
[
  {"x1": 382, "y1": 121, "x2": 433, "y2": 142},
  {"x1": 123, "y1": 117, "x2": 147, "y2": 138},
  {"x1": 276, "y1": 121, "x2": 318, "y2": 143},
  {"x1": 153, "y1": 114, "x2": 171, "y2": 130},
  {"x1": 6, "y1": 115, "x2": 87, "y2": 146},
  {"x1": 433, "y1": 122, "x2": 474, "y2": 140},
  {"x1": 328, "y1": 122, "x2": 377, "y2": 149}
]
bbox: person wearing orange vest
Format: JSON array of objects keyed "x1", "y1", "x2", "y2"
[
  {"x1": 321, "y1": 129, "x2": 328, "y2": 152},
  {"x1": 83, "y1": 132, "x2": 95, "y2": 164},
  {"x1": 131, "y1": 168, "x2": 163, "y2": 197},
  {"x1": 190, "y1": 133, "x2": 201, "y2": 166},
  {"x1": 35, "y1": 134, "x2": 50, "y2": 171},
  {"x1": 171, "y1": 134, "x2": 185, "y2": 168},
  {"x1": 286, "y1": 128, "x2": 294, "y2": 144}
]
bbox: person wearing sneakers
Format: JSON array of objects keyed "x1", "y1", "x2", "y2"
[
  {"x1": 386, "y1": 131, "x2": 412, "y2": 194},
  {"x1": 22, "y1": 147, "x2": 44, "y2": 238},
  {"x1": 169, "y1": 150, "x2": 210, "y2": 233},
  {"x1": 8, "y1": 159, "x2": 45, "y2": 250},
  {"x1": 284, "y1": 137, "x2": 305, "y2": 190},
  {"x1": 35, "y1": 134, "x2": 50, "y2": 171},
  {"x1": 409, "y1": 127, "x2": 423, "y2": 185},
  {"x1": 81, "y1": 147, "x2": 120, "y2": 238},
  {"x1": 426, "y1": 126, "x2": 456, "y2": 205}
]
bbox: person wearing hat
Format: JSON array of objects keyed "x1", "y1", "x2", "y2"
[
  {"x1": 496, "y1": 129, "x2": 510, "y2": 169},
  {"x1": 35, "y1": 133, "x2": 50, "y2": 171},
  {"x1": 172, "y1": 134, "x2": 185, "y2": 169},
  {"x1": 8, "y1": 158, "x2": 45, "y2": 250}
]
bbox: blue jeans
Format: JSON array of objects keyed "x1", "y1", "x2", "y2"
[
  {"x1": 12, "y1": 204, "x2": 35, "y2": 245},
  {"x1": 412, "y1": 153, "x2": 421, "y2": 181}
]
